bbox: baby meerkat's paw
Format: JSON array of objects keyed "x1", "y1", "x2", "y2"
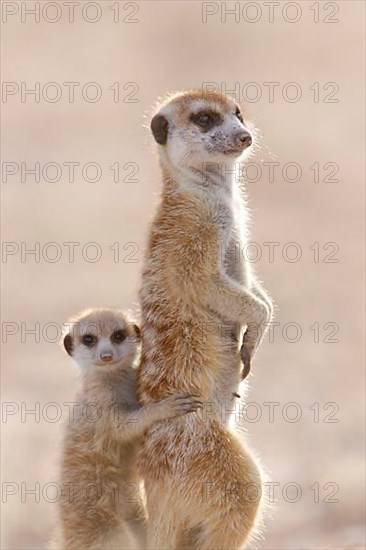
[{"x1": 158, "y1": 393, "x2": 203, "y2": 420}]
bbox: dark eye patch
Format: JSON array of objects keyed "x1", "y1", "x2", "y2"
[
  {"x1": 82, "y1": 334, "x2": 97, "y2": 347},
  {"x1": 111, "y1": 330, "x2": 126, "y2": 344},
  {"x1": 235, "y1": 107, "x2": 244, "y2": 124},
  {"x1": 190, "y1": 110, "x2": 223, "y2": 132}
]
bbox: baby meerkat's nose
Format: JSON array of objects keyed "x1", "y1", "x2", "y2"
[
  {"x1": 236, "y1": 130, "x2": 252, "y2": 149},
  {"x1": 100, "y1": 352, "x2": 113, "y2": 363}
]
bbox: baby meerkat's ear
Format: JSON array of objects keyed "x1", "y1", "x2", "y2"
[
  {"x1": 151, "y1": 114, "x2": 169, "y2": 145},
  {"x1": 63, "y1": 333, "x2": 73, "y2": 356}
]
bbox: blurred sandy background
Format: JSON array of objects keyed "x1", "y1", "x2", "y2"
[{"x1": 1, "y1": 1, "x2": 365, "y2": 548}]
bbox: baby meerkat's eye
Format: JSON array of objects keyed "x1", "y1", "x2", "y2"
[
  {"x1": 111, "y1": 330, "x2": 126, "y2": 344},
  {"x1": 235, "y1": 107, "x2": 244, "y2": 124},
  {"x1": 82, "y1": 334, "x2": 97, "y2": 347}
]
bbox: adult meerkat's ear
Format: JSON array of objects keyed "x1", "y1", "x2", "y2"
[
  {"x1": 63, "y1": 333, "x2": 73, "y2": 356},
  {"x1": 151, "y1": 114, "x2": 169, "y2": 145}
]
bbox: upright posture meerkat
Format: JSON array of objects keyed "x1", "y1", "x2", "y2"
[
  {"x1": 137, "y1": 90, "x2": 273, "y2": 549},
  {"x1": 56, "y1": 308, "x2": 202, "y2": 550}
]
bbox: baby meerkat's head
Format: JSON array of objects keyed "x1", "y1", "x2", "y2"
[
  {"x1": 63, "y1": 308, "x2": 140, "y2": 373},
  {"x1": 151, "y1": 90, "x2": 253, "y2": 170}
]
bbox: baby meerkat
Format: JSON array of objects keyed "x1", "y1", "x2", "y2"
[
  {"x1": 56, "y1": 308, "x2": 202, "y2": 550},
  {"x1": 137, "y1": 90, "x2": 273, "y2": 549}
]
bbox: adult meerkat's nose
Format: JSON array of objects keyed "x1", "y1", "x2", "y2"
[
  {"x1": 100, "y1": 352, "x2": 113, "y2": 363},
  {"x1": 236, "y1": 130, "x2": 252, "y2": 149}
]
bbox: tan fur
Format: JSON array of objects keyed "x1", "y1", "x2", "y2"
[
  {"x1": 137, "y1": 91, "x2": 273, "y2": 549},
  {"x1": 55, "y1": 308, "x2": 202, "y2": 550}
]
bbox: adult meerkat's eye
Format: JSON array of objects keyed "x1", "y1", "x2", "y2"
[
  {"x1": 190, "y1": 111, "x2": 222, "y2": 131},
  {"x1": 111, "y1": 330, "x2": 126, "y2": 344},
  {"x1": 82, "y1": 334, "x2": 97, "y2": 347},
  {"x1": 235, "y1": 107, "x2": 244, "y2": 124},
  {"x1": 197, "y1": 114, "x2": 211, "y2": 126}
]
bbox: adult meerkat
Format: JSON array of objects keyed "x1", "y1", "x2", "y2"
[
  {"x1": 137, "y1": 90, "x2": 273, "y2": 549},
  {"x1": 56, "y1": 308, "x2": 202, "y2": 550}
]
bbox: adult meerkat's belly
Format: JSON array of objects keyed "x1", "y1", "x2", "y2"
[
  {"x1": 210, "y1": 225, "x2": 246, "y2": 419},
  {"x1": 221, "y1": 226, "x2": 249, "y2": 341}
]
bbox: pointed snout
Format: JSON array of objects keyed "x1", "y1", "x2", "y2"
[
  {"x1": 235, "y1": 130, "x2": 252, "y2": 150},
  {"x1": 100, "y1": 351, "x2": 113, "y2": 363}
]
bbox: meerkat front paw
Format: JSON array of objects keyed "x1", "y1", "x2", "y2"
[
  {"x1": 240, "y1": 323, "x2": 260, "y2": 379},
  {"x1": 157, "y1": 393, "x2": 203, "y2": 420},
  {"x1": 240, "y1": 302, "x2": 270, "y2": 379},
  {"x1": 240, "y1": 339, "x2": 253, "y2": 380}
]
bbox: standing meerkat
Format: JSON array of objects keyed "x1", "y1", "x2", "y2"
[
  {"x1": 56, "y1": 308, "x2": 202, "y2": 550},
  {"x1": 137, "y1": 90, "x2": 273, "y2": 549}
]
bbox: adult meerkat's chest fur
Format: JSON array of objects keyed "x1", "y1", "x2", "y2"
[{"x1": 207, "y1": 183, "x2": 251, "y2": 294}]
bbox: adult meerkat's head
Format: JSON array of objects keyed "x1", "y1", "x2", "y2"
[
  {"x1": 151, "y1": 90, "x2": 253, "y2": 170},
  {"x1": 63, "y1": 309, "x2": 140, "y2": 373}
]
